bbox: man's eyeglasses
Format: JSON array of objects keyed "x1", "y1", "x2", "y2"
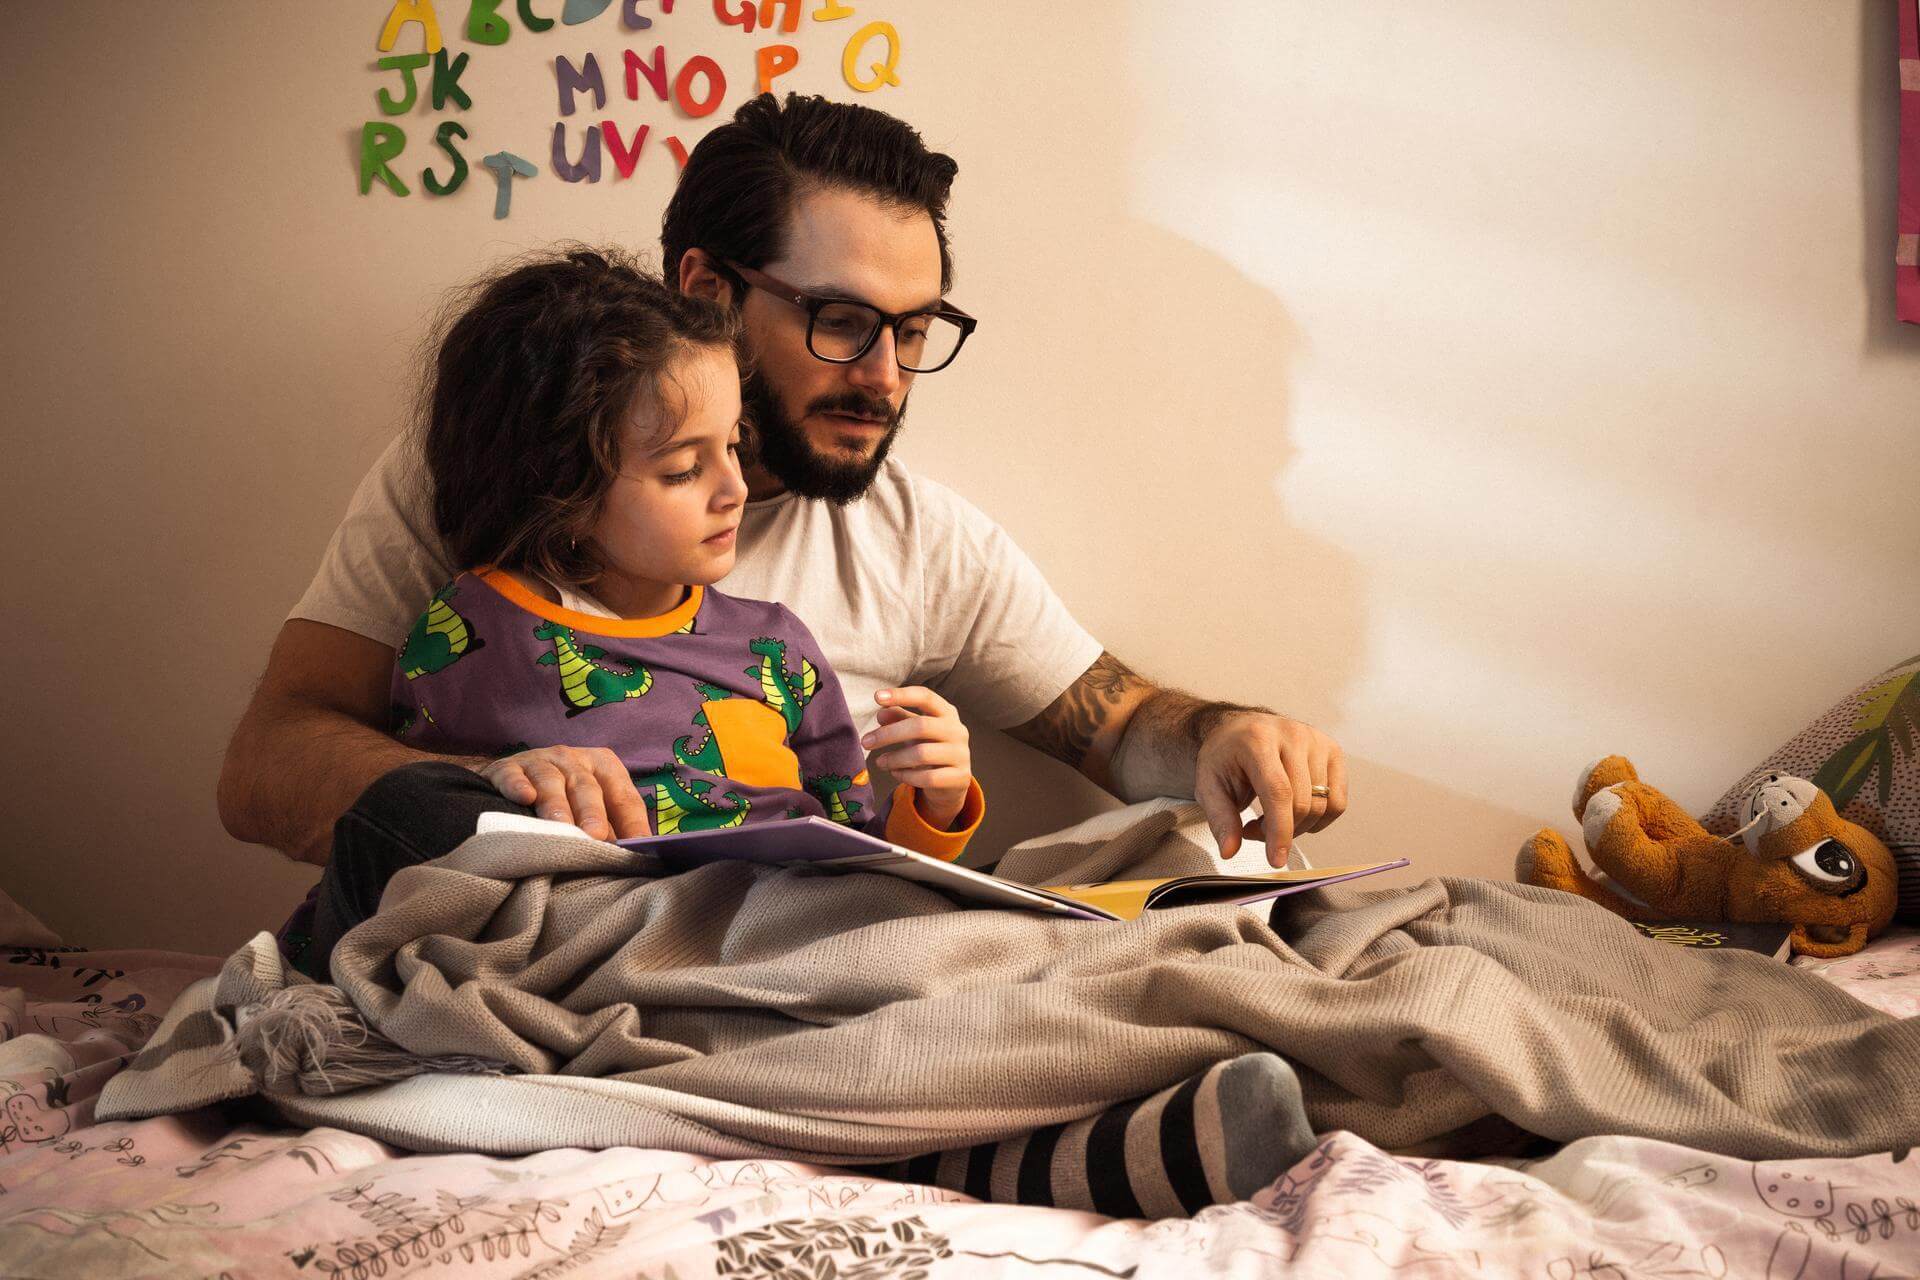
[{"x1": 719, "y1": 259, "x2": 977, "y2": 374}]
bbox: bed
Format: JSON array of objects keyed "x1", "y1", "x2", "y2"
[{"x1": 2, "y1": 920, "x2": 1916, "y2": 1279}]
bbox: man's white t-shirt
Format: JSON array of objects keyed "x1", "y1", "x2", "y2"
[{"x1": 289, "y1": 437, "x2": 1102, "y2": 738}]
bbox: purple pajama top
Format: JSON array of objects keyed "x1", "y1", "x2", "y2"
[{"x1": 391, "y1": 568, "x2": 983, "y2": 858}]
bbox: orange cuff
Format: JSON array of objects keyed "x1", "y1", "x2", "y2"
[{"x1": 883, "y1": 779, "x2": 986, "y2": 862}]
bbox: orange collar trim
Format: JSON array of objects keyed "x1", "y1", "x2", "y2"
[{"x1": 476, "y1": 568, "x2": 703, "y2": 638}]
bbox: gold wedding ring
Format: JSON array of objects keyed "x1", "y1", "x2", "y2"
[{"x1": 1310, "y1": 784, "x2": 1331, "y2": 798}]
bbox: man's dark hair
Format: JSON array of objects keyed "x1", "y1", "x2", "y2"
[
  {"x1": 661, "y1": 92, "x2": 960, "y2": 293},
  {"x1": 418, "y1": 245, "x2": 740, "y2": 590}
]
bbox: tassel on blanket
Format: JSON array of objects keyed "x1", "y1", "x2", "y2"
[{"x1": 224, "y1": 984, "x2": 514, "y2": 1096}]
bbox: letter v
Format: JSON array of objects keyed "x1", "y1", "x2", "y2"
[{"x1": 602, "y1": 121, "x2": 649, "y2": 177}]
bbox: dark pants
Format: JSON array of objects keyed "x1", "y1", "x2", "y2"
[{"x1": 279, "y1": 762, "x2": 531, "y2": 982}]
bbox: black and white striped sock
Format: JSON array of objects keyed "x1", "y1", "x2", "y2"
[{"x1": 853, "y1": 1052, "x2": 1318, "y2": 1218}]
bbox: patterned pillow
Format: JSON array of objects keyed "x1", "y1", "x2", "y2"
[{"x1": 1701, "y1": 653, "x2": 1920, "y2": 922}]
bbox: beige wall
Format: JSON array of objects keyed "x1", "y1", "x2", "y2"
[{"x1": 2, "y1": 2, "x2": 1915, "y2": 952}]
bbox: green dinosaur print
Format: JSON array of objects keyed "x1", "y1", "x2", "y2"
[
  {"x1": 805, "y1": 772, "x2": 864, "y2": 826},
  {"x1": 391, "y1": 703, "x2": 437, "y2": 737},
  {"x1": 534, "y1": 621, "x2": 652, "y2": 717},
  {"x1": 747, "y1": 637, "x2": 818, "y2": 736},
  {"x1": 632, "y1": 766, "x2": 749, "y2": 834},
  {"x1": 399, "y1": 582, "x2": 483, "y2": 680},
  {"x1": 672, "y1": 682, "x2": 738, "y2": 773}
]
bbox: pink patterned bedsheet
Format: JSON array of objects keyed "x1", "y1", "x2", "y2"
[{"x1": 1, "y1": 933, "x2": 1916, "y2": 1278}]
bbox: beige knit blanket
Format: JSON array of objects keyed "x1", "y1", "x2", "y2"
[{"x1": 101, "y1": 801, "x2": 1920, "y2": 1162}]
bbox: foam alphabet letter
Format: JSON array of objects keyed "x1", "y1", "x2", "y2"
[
  {"x1": 563, "y1": 0, "x2": 614, "y2": 22},
  {"x1": 378, "y1": 0, "x2": 444, "y2": 52},
  {"x1": 552, "y1": 122, "x2": 603, "y2": 182},
  {"x1": 666, "y1": 136, "x2": 690, "y2": 168},
  {"x1": 757, "y1": 0, "x2": 798, "y2": 33},
  {"x1": 466, "y1": 0, "x2": 510, "y2": 44},
  {"x1": 555, "y1": 52, "x2": 607, "y2": 115},
  {"x1": 756, "y1": 44, "x2": 798, "y2": 94},
  {"x1": 624, "y1": 45, "x2": 670, "y2": 101},
  {"x1": 431, "y1": 49, "x2": 472, "y2": 109},
  {"x1": 601, "y1": 120, "x2": 649, "y2": 177},
  {"x1": 810, "y1": 0, "x2": 854, "y2": 19},
  {"x1": 359, "y1": 122, "x2": 410, "y2": 195},
  {"x1": 674, "y1": 55, "x2": 725, "y2": 116},
  {"x1": 518, "y1": 0, "x2": 555, "y2": 32},
  {"x1": 841, "y1": 20, "x2": 900, "y2": 92},
  {"x1": 423, "y1": 120, "x2": 470, "y2": 195},
  {"x1": 376, "y1": 54, "x2": 431, "y2": 115},
  {"x1": 714, "y1": 0, "x2": 756, "y2": 32},
  {"x1": 482, "y1": 150, "x2": 537, "y2": 218},
  {"x1": 620, "y1": 0, "x2": 671, "y2": 28}
]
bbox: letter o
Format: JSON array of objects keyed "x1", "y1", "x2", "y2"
[{"x1": 673, "y1": 55, "x2": 726, "y2": 117}]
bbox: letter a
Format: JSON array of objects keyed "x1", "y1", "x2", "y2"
[{"x1": 377, "y1": 0, "x2": 444, "y2": 53}]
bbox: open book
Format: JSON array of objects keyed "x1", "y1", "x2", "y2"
[
  {"x1": 1629, "y1": 919, "x2": 1794, "y2": 961},
  {"x1": 617, "y1": 816, "x2": 1408, "y2": 921}
]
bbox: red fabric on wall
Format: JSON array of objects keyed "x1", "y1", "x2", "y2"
[{"x1": 1899, "y1": 0, "x2": 1919, "y2": 322}]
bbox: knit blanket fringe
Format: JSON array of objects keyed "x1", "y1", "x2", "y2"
[{"x1": 228, "y1": 984, "x2": 514, "y2": 1095}]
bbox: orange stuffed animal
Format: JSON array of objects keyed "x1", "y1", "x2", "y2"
[{"x1": 1517, "y1": 755, "x2": 1899, "y2": 957}]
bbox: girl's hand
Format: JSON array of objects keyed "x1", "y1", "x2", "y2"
[
  {"x1": 861, "y1": 687, "x2": 974, "y2": 830},
  {"x1": 478, "y1": 745, "x2": 653, "y2": 842}
]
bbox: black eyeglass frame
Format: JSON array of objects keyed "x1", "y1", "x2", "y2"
[{"x1": 717, "y1": 258, "x2": 977, "y2": 373}]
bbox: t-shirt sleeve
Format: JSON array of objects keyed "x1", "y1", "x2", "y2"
[
  {"x1": 287, "y1": 433, "x2": 457, "y2": 651},
  {"x1": 780, "y1": 606, "x2": 983, "y2": 861},
  {"x1": 911, "y1": 478, "x2": 1104, "y2": 730}
]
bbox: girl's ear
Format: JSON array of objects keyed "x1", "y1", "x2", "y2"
[{"x1": 678, "y1": 249, "x2": 736, "y2": 307}]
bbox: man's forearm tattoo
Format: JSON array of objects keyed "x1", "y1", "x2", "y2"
[{"x1": 1012, "y1": 652, "x2": 1149, "y2": 769}]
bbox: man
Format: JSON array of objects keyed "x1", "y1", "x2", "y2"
[{"x1": 217, "y1": 93, "x2": 1348, "y2": 870}]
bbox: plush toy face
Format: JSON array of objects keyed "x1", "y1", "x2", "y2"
[{"x1": 1734, "y1": 774, "x2": 1899, "y2": 946}]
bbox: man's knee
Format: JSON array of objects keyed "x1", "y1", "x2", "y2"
[
  {"x1": 333, "y1": 760, "x2": 521, "y2": 868},
  {"x1": 347, "y1": 760, "x2": 497, "y2": 824}
]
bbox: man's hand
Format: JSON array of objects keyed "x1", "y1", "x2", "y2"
[
  {"x1": 479, "y1": 746, "x2": 653, "y2": 842},
  {"x1": 1192, "y1": 711, "x2": 1347, "y2": 865},
  {"x1": 1007, "y1": 652, "x2": 1351, "y2": 867},
  {"x1": 861, "y1": 686, "x2": 974, "y2": 829}
]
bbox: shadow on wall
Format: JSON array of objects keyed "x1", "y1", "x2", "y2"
[
  {"x1": 917, "y1": 10, "x2": 1544, "y2": 875},
  {"x1": 916, "y1": 17, "x2": 1321, "y2": 856}
]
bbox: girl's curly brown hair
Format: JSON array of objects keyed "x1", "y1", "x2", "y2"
[{"x1": 416, "y1": 244, "x2": 742, "y2": 590}]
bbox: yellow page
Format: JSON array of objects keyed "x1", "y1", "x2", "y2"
[
  {"x1": 1036, "y1": 878, "x2": 1169, "y2": 921},
  {"x1": 1040, "y1": 863, "x2": 1405, "y2": 922}
]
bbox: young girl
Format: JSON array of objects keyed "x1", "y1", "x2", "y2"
[{"x1": 284, "y1": 247, "x2": 982, "y2": 979}]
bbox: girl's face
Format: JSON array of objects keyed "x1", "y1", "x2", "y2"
[{"x1": 587, "y1": 345, "x2": 749, "y2": 615}]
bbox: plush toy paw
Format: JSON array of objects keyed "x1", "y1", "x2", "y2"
[
  {"x1": 1572, "y1": 755, "x2": 1638, "y2": 821},
  {"x1": 1516, "y1": 828, "x2": 1579, "y2": 891},
  {"x1": 1515, "y1": 827, "x2": 1640, "y2": 917}
]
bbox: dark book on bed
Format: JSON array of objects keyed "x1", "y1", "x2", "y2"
[
  {"x1": 617, "y1": 817, "x2": 1408, "y2": 921},
  {"x1": 1630, "y1": 920, "x2": 1794, "y2": 961}
]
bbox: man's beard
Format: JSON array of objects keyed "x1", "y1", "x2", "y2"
[{"x1": 741, "y1": 372, "x2": 906, "y2": 505}]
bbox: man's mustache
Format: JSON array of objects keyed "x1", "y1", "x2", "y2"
[{"x1": 806, "y1": 392, "x2": 898, "y2": 427}]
